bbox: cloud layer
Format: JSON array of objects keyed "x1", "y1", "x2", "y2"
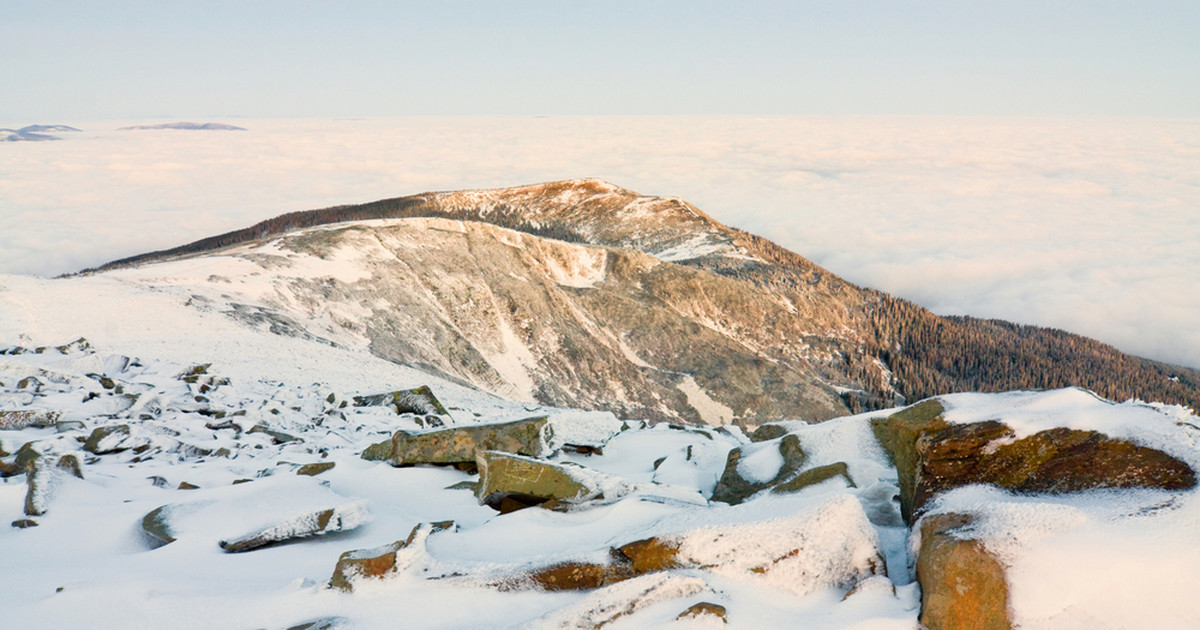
[{"x1": 1, "y1": 116, "x2": 1197, "y2": 370}]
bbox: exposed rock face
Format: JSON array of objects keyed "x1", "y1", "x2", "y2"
[
  {"x1": 390, "y1": 416, "x2": 549, "y2": 466},
  {"x1": 917, "y1": 513, "x2": 1012, "y2": 630},
  {"x1": 710, "y1": 434, "x2": 806, "y2": 504},
  {"x1": 474, "y1": 451, "x2": 610, "y2": 510},
  {"x1": 873, "y1": 399, "x2": 1198, "y2": 523}
]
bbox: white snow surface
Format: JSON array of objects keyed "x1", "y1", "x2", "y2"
[{"x1": 1, "y1": 267, "x2": 1199, "y2": 628}]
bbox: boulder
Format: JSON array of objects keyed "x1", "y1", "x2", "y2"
[
  {"x1": 391, "y1": 416, "x2": 549, "y2": 466},
  {"x1": 710, "y1": 434, "x2": 806, "y2": 504},
  {"x1": 360, "y1": 439, "x2": 392, "y2": 461},
  {"x1": 513, "y1": 557, "x2": 634, "y2": 592},
  {"x1": 247, "y1": 424, "x2": 302, "y2": 445},
  {"x1": 0, "y1": 409, "x2": 62, "y2": 430},
  {"x1": 24, "y1": 454, "x2": 84, "y2": 516},
  {"x1": 916, "y1": 513, "x2": 1012, "y2": 630},
  {"x1": 296, "y1": 462, "x2": 336, "y2": 476},
  {"x1": 330, "y1": 521, "x2": 454, "y2": 592},
  {"x1": 748, "y1": 423, "x2": 788, "y2": 443},
  {"x1": 83, "y1": 424, "x2": 134, "y2": 454},
  {"x1": 138, "y1": 478, "x2": 371, "y2": 551},
  {"x1": 617, "y1": 494, "x2": 885, "y2": 598},
  {"x1": 354, "y1": 385, "x2": 448, "y2": 415},
  {"x1": 219, "y1": 501, "x2": 369, "y2": 552},
  {"x1": 285, "y1": 617, "x2": 350, "y2": 630},
  {"x1": 770, "y1": 462, "x2": 856, "y2": 495},
  {"x1": 522, "y1": 572, "x2": 711, "y2": 630},
  {"x1": 676, "y1": 602, "x2": 727, "y2": 623},
  {"x1": 873, "y1": 399, "x2": 1197, "y2": 524},
  {"x1": 475, "y1": 451, "x2": 612, "y2": 510}
]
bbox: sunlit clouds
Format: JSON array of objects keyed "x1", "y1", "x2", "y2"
[{"x1": 0, "y1": 116, "x2": 1196, "y2": 369}]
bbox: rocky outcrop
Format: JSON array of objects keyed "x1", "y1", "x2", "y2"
[
  {"x1": 916, "y1": 513, "x2": 1012, "y2": 630},
  {"x1": 873, "y1": 399, "x2": 1197, "y2": 523},
  {"x1": 710, "y1": 434, "x2": 806, "y2": 504},
  {"x1": 390, "y1": 416, "x2": 549, "y2": 466}
]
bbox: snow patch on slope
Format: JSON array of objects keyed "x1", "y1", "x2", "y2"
[{"x1": 676, "y1": 375, "x2": 734, "y2": 426}]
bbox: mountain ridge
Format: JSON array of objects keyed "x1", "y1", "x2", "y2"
[{"x1": 81, "y1": 180, "x2": 1200, "y2": 420}]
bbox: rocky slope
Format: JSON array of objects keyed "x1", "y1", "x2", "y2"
[{"x1": 87, "y1": 180, "x2": 1200, "y2": 423}]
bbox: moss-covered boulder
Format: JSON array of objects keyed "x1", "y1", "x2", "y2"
[
  {"x1": 391, "y1": 416, "x2": 549, "y2": 466},
  {"x1": 872, "y1": 399, "x2": 1196, "y2": 524},
  {"x1": 360, "y1": 439, "x2": 392, "y2": 461},
  {"x1": 354, "y1": 385, "x2": 448, "y2": 415},
  {"x1": 83, "y1": 424, "x2": 134, "y2": 454},
  {"x1": 917, "y1": 513, "x2": 1012, "y2": 630},
  {"x1": 475, "y1": 451, "x2": 608, "y2": 510},
  {"x1": 870, "y1": 399, "x2": 947, "y2": 523},
  {"x1": 296, "y1": 462, "x2": 335, "y2": 477},
  {"x1": 748, "y1": 423, "x2": 788, "y2": 443},
  {"x1": 771, "y1": 461, "x2": 856, "y2": 495},
  {"x1": 710, "y1": 434, "x2": 806, "y2": 504}
]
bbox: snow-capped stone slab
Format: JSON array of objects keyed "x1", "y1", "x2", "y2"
[
  {"x1": 521, "y1": 572, "x2": 712, "y2": 630},
  {"x1": 137, "y1": 476, "x2": 370, "y2": 551},
  {"x1": 873, "y1": 393, "x2": 1197, "y2": 524},
  {"x1": 618, "y1": 493, "x2": 885, "y2": 598}
]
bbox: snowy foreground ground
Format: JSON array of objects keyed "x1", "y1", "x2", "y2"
[{"x1": 2, "y1": 272, "x2": 1199, "y2": 629}]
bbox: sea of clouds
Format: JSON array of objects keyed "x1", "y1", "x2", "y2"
[{"x1": 1, "y1": 116, "x2": 1197, "y2": 370}]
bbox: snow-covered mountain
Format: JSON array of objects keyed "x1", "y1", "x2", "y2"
[{"x1": 89, "y1": 179, "x2": 1200, "y2": 422}]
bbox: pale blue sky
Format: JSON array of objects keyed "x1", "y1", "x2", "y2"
[{"x1": 2, "y1": 0, "x2": 1197, "y2": 121}]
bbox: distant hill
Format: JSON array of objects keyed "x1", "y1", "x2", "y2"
[
  {"x1": 117, "y1": 122, "x2": 246, "y2": 131},
  {"x1": 85, "y1": 180, "x2": 1200, "y2": 421},
  {"x1": 1, "y1": 124, "x2": 80, "y2": 141}
]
